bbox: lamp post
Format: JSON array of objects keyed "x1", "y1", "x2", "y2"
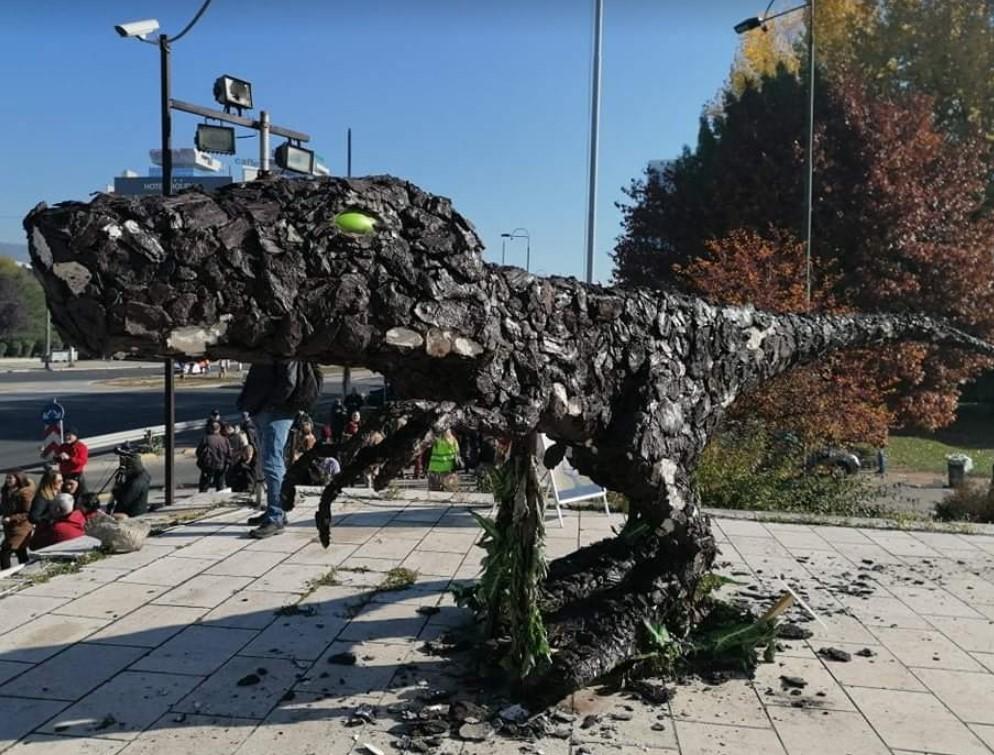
[
  {"x1": 501, "y1": 228, "x2": 531, "y2": 272},
  {"x1": 735, "y1": 0, "x2": 815, "y2": 310},
  {"x1": 116, "y1": 0, "x2": 214, "y2": 508},
  {"x1": 585, "y1": 0, "x2": 603, "y2": 285}
]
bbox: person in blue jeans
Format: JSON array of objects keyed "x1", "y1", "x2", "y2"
[{"x1": 237, "y1": 361, "x2": 322, "y2": 539}]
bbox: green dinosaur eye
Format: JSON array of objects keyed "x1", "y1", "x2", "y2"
[{"x1": 334, "y1": 211, "x2": 377, "y2": 234}]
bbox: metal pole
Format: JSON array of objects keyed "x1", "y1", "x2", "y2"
[
  {"x1": 44, "y1": 311, "x2": 51, "y2": 370},
  {"x1": 260, "y1": 110, "x2": 270, "y2": 175},
  {"x1": 526, "y1": 237, "x2": 531, "y2": 273},
  {"x1": 804, "y1": 0, "x2": 815, "y2": 310},
  {"x1": 160, "y1": 33, "x2": 175, "y2": 507},
  {"x1": 342, "y1": 128, "x2": 353, "y2": 399},
  {"x1": 584, "y1": 0, "x2": 603, "y2": 284},
  {"x1": 501, "y1": 237, "x2": 507, "y2": 265}
]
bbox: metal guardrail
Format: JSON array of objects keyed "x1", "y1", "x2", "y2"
[{"x1": 82, "y1": 413, "x2": 242, "y2": 452}]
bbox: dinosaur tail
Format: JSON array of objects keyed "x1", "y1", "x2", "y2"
[{"x1": 741, "y1": 310, "x2": 994, "y2": 388}]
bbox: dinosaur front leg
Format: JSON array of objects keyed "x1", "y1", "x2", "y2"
[{"x1": 315, "y1": 400, "x2": 460, "y2": 547}]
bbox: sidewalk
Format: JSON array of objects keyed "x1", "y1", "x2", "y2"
[
  {"x1": 0, "y1": 359, "x2": 162, "y2": 373},
  {"x1": 1, "y1": 489, "x2": 994, "y2": 753}
]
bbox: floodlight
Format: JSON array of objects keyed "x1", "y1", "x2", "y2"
[
  {"x1": 195, "y1": 124, "x2": 236, "y2": 155},
  {"x1": 213, "y1": 75, "x2": 253, "y2": 111},
  {"x1": 114, "y1": 19, "x2": 160, "y2": 39},
  {"x1": 275, "y1": 142, "x2": 315, "y2": 174},
  {"x1": 734, "y1": 16, "x2": 764, "y2": 33}
]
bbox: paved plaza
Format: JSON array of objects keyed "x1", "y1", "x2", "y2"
[{"x1": 1, "y1": 489, "x2": 994, "y2": 754}]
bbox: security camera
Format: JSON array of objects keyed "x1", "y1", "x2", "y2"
[{"x1": 114, "y1": 19, "x2": 160, "y2": 39}]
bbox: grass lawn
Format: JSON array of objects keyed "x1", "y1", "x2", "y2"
[{"x1": 888, "y1": 403, "x2": 994, "y2": 477}]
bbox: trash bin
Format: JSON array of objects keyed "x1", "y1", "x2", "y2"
[{"x1": 947, "y1": 455, "x2": 972, "y2": 488}]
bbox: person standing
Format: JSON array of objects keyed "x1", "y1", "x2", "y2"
[
  {"x1": 196, "y1": 421, "x2": 231, "y2": 493},
  {"x1": 237, "y1": 361, "x2": 322, "y2": 539},
  {"x1": 1, "y1": 471, "x2": 36, "y2": 570},
  {"x1": 428, "y1": 429, "x2": 462, "y2": 491},
  {"x1": 56, "y1": 427, "x2": 88, "y2": 493}
]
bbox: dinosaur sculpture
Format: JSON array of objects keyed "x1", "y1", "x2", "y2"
[{"x1": 24, "y1": 175, "x2": 994, "y2": 700}]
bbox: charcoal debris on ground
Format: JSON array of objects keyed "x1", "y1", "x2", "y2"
[
  {"x1": 777, "y1": 623, "x2": 814, "y2": 640},
  {"x1": 780, "y1": 675, "x2": 808, "y2": 689},
  {"x1": 818, "y1": 647, "x2": 853, "y2": 662},
  {"x1": 327, "y1": 651, "x2": 358, "y2": 665}
]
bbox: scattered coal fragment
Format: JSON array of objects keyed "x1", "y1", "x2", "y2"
[
  {"x1": 777, "y1": 623, "x2": 814, "y2": 640},
  {"x1": 417, "y1": 605, "x2": 442, "y2": 616},
  {"x1": 630, "y1": 679, "x2": 674, "y2": 704},
  {"x1": 581, "y1": 714, "x2": 600, "y2": 729},
  {"x1": 449, "y1": 699, "x2": 488, "y2": 722},
  {"x1": 236, "y1": 674, "x2": 261, "y2": 687},
  {"x1": 818, "y1": 647, "x2": 852, "y2": 663},
  {"x1": 855, "y1": 648, "x2": 877, "y2": 658},
  {"x1": 780, "y1": 675, "x2": 808, "y2": 689},
  {"x1": 327, "y1": 652, "x2": 357, "y2": 665}
]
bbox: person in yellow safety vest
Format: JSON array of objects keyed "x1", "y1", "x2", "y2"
[{"x1": 427, "y1": 429, "x2": 461, "y2": 491}]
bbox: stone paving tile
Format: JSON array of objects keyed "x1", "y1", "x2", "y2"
[
  {"x1": 847, "y1": 686, "x2": 991, "y2": 755},
  {"x1": 339, "y1": 555, "x2": 404, "y2": 573},
  {"x1": 115, "y1": 713, "x2": 256, "y2": 754},
  {"x1": 753, "y1": 656, "x2": 856, "y2": 712},
  {"x1": 85, "y1": 545, "x2": 177, "y2": 572},
  {"x1": 837, "y1": 594, "x2": 935, "y2": 630},
  {"x1": 199, "y1": 589, "x2": 298, "y2": 630},
  {"x1": 151, "y1": 574, "x2": 254, "y2": 609},
  {"x1": 3, "y1": 734, "x2": 126, "y2": 754},
  {"x1": 168, "y1": 533, "x2": 252, "y2": 561},
  {"x1": 0, "y1": 642, "x2": 147, "y2": 701},
  {"x1": 86, "y1": 605, "x2": 207, "y2": 648},
  {"x1": 971, "y1": 724, "x2": 994, "y2": 751},
  {"x1": 130, "y1": 625, "x2": 257, "y2": 676},
  {"x1": 889, "y1": 584, "x2": 986, "y2": 619},
  {"x1": 245, "y1": 562, "x2": 330, "y2": 593},
  {"x1": 118, "y1": 556, "x2": 214, "y2": 587},
  {"x1": 0, "y1": 595, "x2": 70, "y2": 633},
  {"x1": 568, "y1": 689, "x2": 677, "y2": 749},
  {"x1": 281, "y1": 541, "x2": 358, "y2": 567},
  {"x1": 925, "y1": 615, "x2": 994, "y2": 654},
  {"x1": 295, "y1": 640, "x2": 410, "y2": 695},
  {"x1": 338, "y1": 601, "x2": 430, "y2": 644},
  {"x1": 808, "y1": 612, "x2": 880, "y2": 646},
  {"x1": 767, "y1": 707, "x2": 890, "y2": 755},
  {"x1": 173, "y1": 655, "x2": 302, "y2": 718},
  {"x1": 237, "y1": 529, "x2": 316, "y2": 554},
  {"x1": 355, "y1": 535, "x2": 420, "y2": 561},
  {"x1": 16, "y1": 567, "x2": 131, "y2": 600},
  {"x1": 418, "y1": 531, "x2": 481, "y2": 553},
  {"x1": 715, "y1": 519, "x2": 771, "y2": 537},
  {"x1": 51, "y1": 582, "x2": 170, "y2": 620},
  {"x1": 202, "y1": 549, "x2": 290, "y2": 578},
  {"x1": 820, "y1": 641, "x2": 927, "y2": 692},
  {"x1": 0, "y1": 613, "x2": 110, "y2": 663},
  {"x1": 913, "y1": 667, "x2": 994, "y2": 726},
  {"x1": 0, "y1": 696, "x2": 70, "y2": 749},
  {"x1": 39, "y1": 671, "x2": 202, "y2": 741},
  {"x1": 869, "y1": 626, "x2": 987, "y2": 671},
  {"x1": 401, "y1": 548, "x2": 468, "y2": 577},
  {"x1": 673, "y1": 720, "x2": 786, "y2": 754},
  {"x1": 941, "y1": 576, "x2": 994, "y2": 605},
  {"x1": 0, "y1": 660, "x2": 32, "y2": 686},
  {"x1": 669, "y1": 677, "x2": 767, "y2": 728},
  {"x1": 238, "y1": 610, "x2": 347, "y2": 661},
  {"x1": 233, "y1": 691, "x2": 380, "y2": 753}
]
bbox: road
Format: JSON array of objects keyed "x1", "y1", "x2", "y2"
[{"x1": 0, "y1": 366, "x2": 382, "y2": 471}]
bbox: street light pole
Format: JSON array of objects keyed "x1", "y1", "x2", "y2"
[
  {"x1": 584, "y1": 0, "x2": 603, "y2": 285},
  {"x1": 804, "y1": 0, "x2": 815, "y2": 310},
  {"x1": 159, "y1": 31, "x2": 176, "y2": 507},
  {"x1": 501, "y1": 229, "x2": 531, "y2": 272}
]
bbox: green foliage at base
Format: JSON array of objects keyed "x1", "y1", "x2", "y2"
[
  {"x1": 695, "y1": 421, "x2": 881, "y2": 517},
  {"x1": 0, "y1": 257, "x2": 61, "y2": 356},
  {"x1": 378, "y1": 567, "x2": 418, "y2": 591}
]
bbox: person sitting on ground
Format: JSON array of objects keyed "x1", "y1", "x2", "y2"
[
  {"x1": 1, "y1": 471, "x2": 36, "y2": 570},
  {"x1": 428, "y1": 428, "x2": 462, "y2": 491},
  {"x1": 79, "y1": 492, "x2": 103, "y2": 522},
  {"x1": 226, "y1": 445, "x2": 259, "y2": 493},
  {"x1": 291, "y1": 419, "x2": 317, "y2": 463},
  {"x1": 108, "y1": 453, "x2": 151, "y2": 518},
  {"x1": 56, "y1": 427, "x2": 88, "y2": 493},
  {"x1": 31, "y1": 493, "x2": 85, "y2": 549},
  {"x1": 29, "y1": 467, "x2": 63, "y2": 527},
  {"x1": 62, "y1": 477, "x2": 81, "y2": 505},
  {"x1": 196, "y1": 420, "x2": 231, "y2": 493},
  {"x1": 344, "y1": 411, "x2": 361, "y2": 440}
]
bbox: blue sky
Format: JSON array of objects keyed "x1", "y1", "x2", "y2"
[{"x1": 0, "y1": 0, "x2": 746, "y2": 282}]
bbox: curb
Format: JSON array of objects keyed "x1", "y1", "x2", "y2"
[{"x1": 704, "y1": 506, "x2": 994, "y2": 536}]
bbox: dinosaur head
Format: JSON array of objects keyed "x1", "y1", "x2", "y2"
[{"x1": 24, "y1": 175, "x2": 486, "y2": 362}]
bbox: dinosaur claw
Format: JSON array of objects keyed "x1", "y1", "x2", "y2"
[{"x1": 315, "y1": 510, "x2": 331, "y2": 548}]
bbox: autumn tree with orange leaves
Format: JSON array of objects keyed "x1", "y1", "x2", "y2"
[{"x1": 614, "y1": 68, "x2": 994, "y2": 445}]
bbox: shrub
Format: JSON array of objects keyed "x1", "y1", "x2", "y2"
[
  {"x1": 0, "y1": 342, "x2": 7, "y2": 357},
  {"x1": 695, "y1": 420, "x2": 882, "y2": 517},
  {"x1": 935, "y1": 481, "x2": 994, "y2": 523}
]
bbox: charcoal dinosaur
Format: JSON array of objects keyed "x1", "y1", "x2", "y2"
[{"x1": 24, "y1": 175, "x2": 994, "y2": 699}]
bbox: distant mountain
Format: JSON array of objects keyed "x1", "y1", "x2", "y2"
[{"x1": 0, "y1": 242, "x2": 29, "y2": 263}]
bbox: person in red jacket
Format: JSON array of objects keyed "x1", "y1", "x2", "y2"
[
  {"x1": 30, "y1": 493, "x2": 85, "y2": 550},
  {"x1": 56, "y1": 427, "x2": 88, "y2": 493}
]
